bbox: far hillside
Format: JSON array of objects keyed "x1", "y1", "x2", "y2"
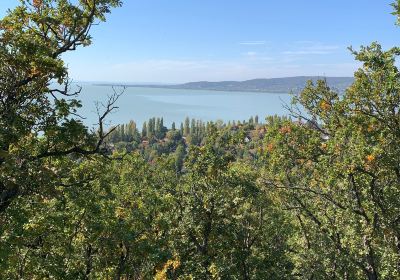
[{"x1": 106, "y1": 76, "x2": 354, "y2": 93}]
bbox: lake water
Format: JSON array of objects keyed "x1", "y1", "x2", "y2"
[{"x1": 76, "y1": 84, "x2": 293, "y2": 128}]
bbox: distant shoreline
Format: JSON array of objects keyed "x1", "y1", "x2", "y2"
[
  {"x1": 91, "y1": 76, "x2": 353, "y2": 94},
  {"x1": 91, "y1": 84, "x2": 295, "y2": 94}
]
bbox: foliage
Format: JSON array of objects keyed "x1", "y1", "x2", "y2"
[
  {"x1": 261, "y1": 43, "x2": 400, "y2": 279},
  {"x1": 1, "y1": 1, "x2": 400, "y2": 279},
  {"x1": 0, "y1": 0, "x2": 122, "y2": 212},
  {"x1": 169, "y1": 129, "x2": 293, "y2": 279}
]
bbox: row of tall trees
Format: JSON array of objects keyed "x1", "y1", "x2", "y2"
[
  {"x1": 142, "y1": 117, "x2": 168, "y2": 139},
  {"x1": 110, "y1": 115, "x2": 262, "y2": 145},
  {"x1": 108, "y1": 116, "x2": 264, "y2": 164},
  {"x1": 109, "y1": 120, "x2": 140, "y2": 143}
]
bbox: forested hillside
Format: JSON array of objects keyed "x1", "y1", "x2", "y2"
[{"x1": 1, "y1": 1, "x2": 400, "y2": 279}]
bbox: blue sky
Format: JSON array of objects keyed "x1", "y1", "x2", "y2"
[{"x1": 1, "y1": 0, "x2": 399, "y2": 83}]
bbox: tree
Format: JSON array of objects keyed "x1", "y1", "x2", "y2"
[
  {"x1": 126, "y1": 120, "x2": 137, "y2": 142},
  {"x1": 147, "y1": 118, "x2": 154, "y2": 138},
  {"x1": 171, "y1": 128, "x2": 292, "y2": 279},
  {"x1": 0, "y1": 0, "x2": 122, "y2": 213},
  {"x1": 0, "y1": 0, "x2": 124, "y2": 277},
  {"x1": 184, "y1": 117, "x2": 190, "y2": 136},
  {"x1": 155, "y1": 118, "x2": 161, "y2": 136},
  {"x1": 262, "y1": 43, "x2": 400, "y2": 279},
  {"x1": 174, "y1": 144, "x2": 185, "y2": 173},
  {"x1": 142, "y1": 121, "x2": 147, "y2": 138},
  {"x1": 0, "y1": 153, "x2": 178, "y2": 279}
]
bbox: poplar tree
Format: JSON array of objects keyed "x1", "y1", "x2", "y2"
[
  {"x1": 184, "y1": 117, "x2": 190, "y2": 136},
  {"x1": 142, "y1": 121, "x2": 147, "y2": 138}
]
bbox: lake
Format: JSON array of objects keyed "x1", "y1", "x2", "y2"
[{"x1": 76, "y1": 84, "x2": 293, "y2": 128}]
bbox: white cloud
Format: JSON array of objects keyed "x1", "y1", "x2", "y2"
[
  {"x1": 243, "y1": 51, "x2": 258, "y2": 56},
  {"x1": 283, "y1": 42, "x2": 340, "y2": 55},
  {"x1": 239, "y1": 41, "x2": 267, "y2": 45},
  {"x1": 282, "y1": 50, "x2": 334, "y2": 55}
]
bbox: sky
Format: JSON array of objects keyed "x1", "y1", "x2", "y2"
[{"x1": 1, "y1": 0, "x2": 399, "y2": 83}]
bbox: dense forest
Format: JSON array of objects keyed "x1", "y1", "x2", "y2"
[{"x1": 1, "y1": 1, "x2": 400, "y2": 279}]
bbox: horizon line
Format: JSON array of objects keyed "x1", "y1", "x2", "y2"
[{"x1": 71, "y1": 75, "x2": 354, "y2": 85}]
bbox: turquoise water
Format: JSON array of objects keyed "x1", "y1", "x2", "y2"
[{"x1": 76, "y1": 85, "x2": 293, "y2": 128}]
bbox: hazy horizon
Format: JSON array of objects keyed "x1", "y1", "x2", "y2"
[{"x1": 74, "y1": 75, "x2": 354, "y2": 85}]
